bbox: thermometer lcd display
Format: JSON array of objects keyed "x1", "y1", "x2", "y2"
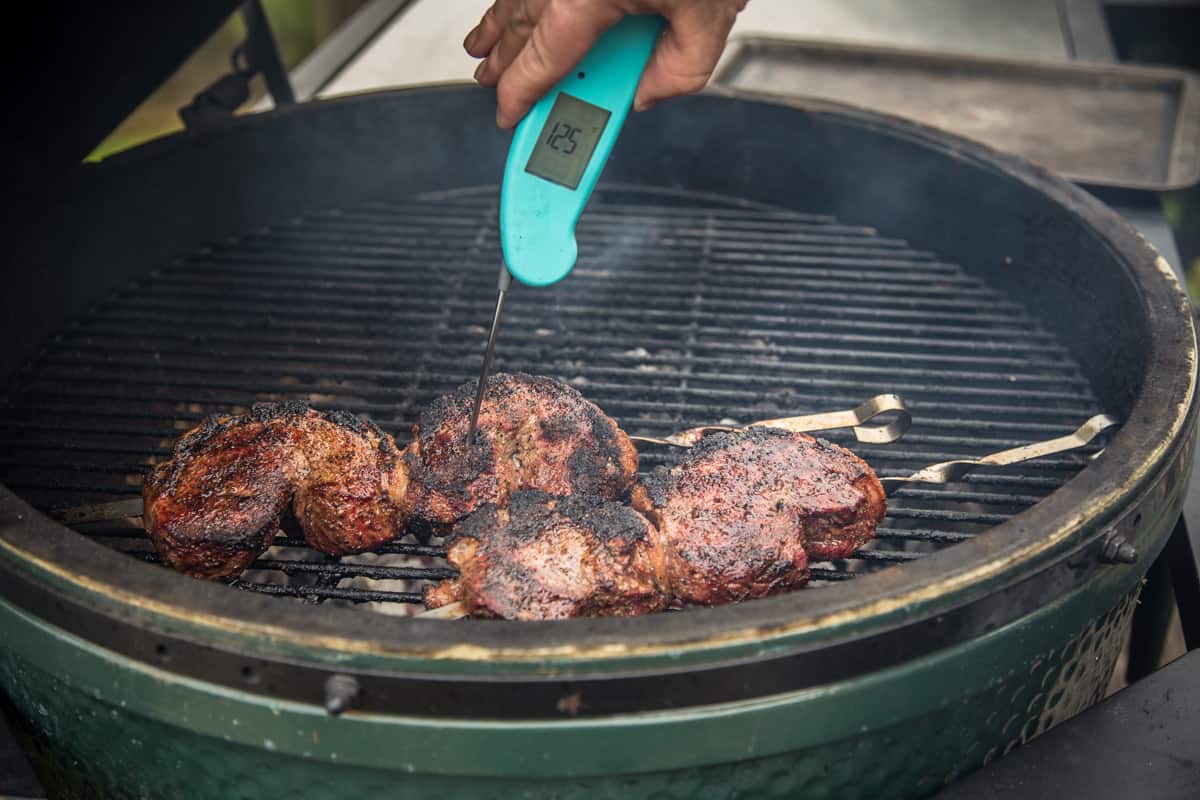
[{"x1": 524, "y1": 92, "x2": 612, "y2": 190}]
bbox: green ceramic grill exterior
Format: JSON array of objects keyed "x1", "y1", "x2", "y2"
[
  {"x1": 0, "y1": 513, "x2": 1159, "y2": 799},
  {"x1": 2, "y1": 87, "x2": 1197, "y2": 799}
]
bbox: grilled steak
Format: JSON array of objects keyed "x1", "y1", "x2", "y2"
[
  {"x1": 425, "y1": 490, "x2": 668, "y2": 619},
  {"x1": 292, "y1": 409, "x2": 410, "y2": 555},
  {"x1": 633, "y1": 428, "x2": 886, "y2": 605},
  {"x1": 404, "y1": 373, "x2": 638, "y2": 533},
  {"x1": 143, "y1": 402, "x2": 408, "y2": 581}
]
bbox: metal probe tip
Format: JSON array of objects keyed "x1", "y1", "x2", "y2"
[{"x1": 466, "y1": 266, "x2": 513, "y2": 443}]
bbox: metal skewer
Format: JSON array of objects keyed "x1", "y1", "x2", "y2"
[
  {"x1": 879, "y1": 414, "x2": 1119, "y2": 495},
  {"x1": 629, "y1": 393, "x2": 911, "y2": 447},
  {"x1": 466, "y1": 265, "x2": 513, "y2": 442}
]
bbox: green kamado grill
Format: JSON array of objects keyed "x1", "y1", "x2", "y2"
[{"x1": 0, "y1": 17, "x2": 1195, "y2": 800}]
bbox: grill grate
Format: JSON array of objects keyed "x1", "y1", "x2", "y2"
[{"x1": 0, "y1": 185, "x2": 1103, "y2": 614}]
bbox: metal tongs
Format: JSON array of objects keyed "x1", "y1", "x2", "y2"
[
  {"x1": 879, "y1": 414, "x2": 1118, "y2": 495},
  {"x1": 629, "y1": 393, "x2": 912, "y2": 447},
  {"x1": 52, "y1": 497, "x2": 146, "y2": 525}
]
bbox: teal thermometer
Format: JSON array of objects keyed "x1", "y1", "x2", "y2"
[{"x1": 467, "y1": 14, "x2": 664, "y2": 439}]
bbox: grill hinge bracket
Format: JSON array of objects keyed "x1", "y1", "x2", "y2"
[{"x1": 179, "y1": 0, "x2": 296, "y2": 132}]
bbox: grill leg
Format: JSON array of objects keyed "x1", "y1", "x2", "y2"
[
  {"x1": 240, "y1": 0, "x2": 296, "y2": 106},
  {"x1": 1164, "y1": 517, "x2": 1200, "y2": 651},
  {"x1": 1126, "y1": 516, "x2": 1200, "y2": 682}
]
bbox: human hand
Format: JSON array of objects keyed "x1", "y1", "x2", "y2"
[{"x1": 464, "y1": 0, "x2": 748, "y2": 128}]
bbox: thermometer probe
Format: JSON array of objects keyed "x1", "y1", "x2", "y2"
[{"x1": 466, "y1": 14, "x2": 665, "y2": 439}]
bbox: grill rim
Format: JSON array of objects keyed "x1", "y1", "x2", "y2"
[{"x1": 0, "y1": 86, "x2": 1195, "y2": 689}]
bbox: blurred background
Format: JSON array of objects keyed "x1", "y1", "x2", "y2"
[
  {"x1": 89, "y1": 1, "x2": 368, "y2": 160},
  {"x1": 88, "y1": 0, "x2": 1200, "y2": 303}
]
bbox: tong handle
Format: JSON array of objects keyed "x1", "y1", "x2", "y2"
[
  {"x1": 631, "y1": 393, "x2": 911, "y2": 448},
  {"x1": 880, "y1": 414, "x2": 1119, "y2": 495},
  {"x1": 49, "y1": 497, "x2": 145, "y2": 524},
  {"x1": 751, "y1": 393, "x2": 911, "y2": 444}
]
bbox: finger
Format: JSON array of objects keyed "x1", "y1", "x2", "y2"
[
  {"x1": 475, "y1": 1, "x2": 539, "y2": 89},
  {"x1": 634, "y1": 2, "x2": 741, "y2": 111},
  {"x1": 465, "y1": 1, "x2": 508, "y2": 58},
  {"x1": 495, "y1": 2, "x2": 623, "y2": 128}
]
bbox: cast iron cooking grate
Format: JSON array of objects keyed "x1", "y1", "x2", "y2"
[{"x1": 0, "y1": 185, "x2": 1103, "y2": 614}]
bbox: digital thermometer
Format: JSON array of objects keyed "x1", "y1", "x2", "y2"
[
  {"x1": 467, "y1": 15, "x2": 664, "y2": 440},
  {"x1": 500, "y1": 14, "x2": 664, "y2": 286}
]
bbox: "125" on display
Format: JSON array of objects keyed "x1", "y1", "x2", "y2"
[{"x1": 545, "y1": 121, "x2": 580, "y2": 155}]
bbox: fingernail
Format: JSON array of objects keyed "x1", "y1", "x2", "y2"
[
  {"x1": 496, "y1": 109, "x2": 512, "y2": 129},
  {"x1": 474, "y1": 60, "x2": 488, "y2": 82},
  {"x1": 464, "y1": 28, "x2": 478, "y2": 51},
  {"x1": 634, "y1": 98, "x2": 656, "y2": 113}
]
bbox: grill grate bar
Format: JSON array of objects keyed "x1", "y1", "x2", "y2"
[
  {"x1": 35, "y1": 342, "x2": 1086, "y2": 384},
  {"x1": 351, "y1": 205, "x2": 857, "y2": 230},
  {"x1": 0, "y1": 435, "x2": 1095, "y2": 472},
  {"x1": 807, "y1": 568, "x2": 858, "y2": 581},
  {"x1": 132, "y1": 550, "x2": 458, "y2": 582},
  {"x1": 883, "y1": 507, "x2": 1012, "y2": 524},
  {"x1": 23, "y1": 362, "x2": 1096, "y2": 404},
  {"x1": 875, "y1": 527, "x2": 976, "y2": 544},
  {"x1": 849, "y1": 549, "x2": 925, "y2": 563},
  {"x1": 127, "y1": 273, "x2": 1028, "y2": 314},
  {"x1": 4, "y1": 386, "x2": 1101, "y2": 434},
  {"x1": 178, "y1": 242, "x2": 965, "y2": 281},
  {"x1": 0, "y1": 416, "x2": 1097, "y2": 456},
  {"x1": 403, "y1": 191, "x2": 839, "y2": 219},
  {"x1": 0, "y1": 420, "x2": 1101, "y2": 467},
  {"x1": 236, "y1": 581, "x2": 425, "y2": 605},
  {"x1": 44, "y1": 331, "x2": 1080, "y2": 372},
  {"x1": 278, "y1": 218, "x2": 919, "y2": 253},
  {"x1": 2, "y1": 397, "x2": 1097, "y2": 434},
  {"x1": 113, "y1": 285, "x2": 1046, "y2": 328},
  {"x1": 222, "y1": 216, "x2": 933, "y2": 249},
  {"x1": 71, "y1": 311, "x2": 1068, "y2": 350},
  {"x1": 228, "y1": 230, "x2": 941, "y2": 264},
  {"x1": 87, "y1": 281, "x2": 1067, "y2": 336},
  {"x1": 153, "y1": 263, "x2": 1001, "y2": 303},
  {"x1": 274, "y1": 536, "x2": 448, "y2": 557},
  {"x1": 0, "y1": 187, "x2": 1104, "y2": 614}
]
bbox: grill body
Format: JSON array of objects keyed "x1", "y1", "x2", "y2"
[
  {"x1": 1, "y1": 86, "x2": 1195, "y2": 797},
  {"x1": 0, "y1": 573, "x2": 1145, "y2": 799}
]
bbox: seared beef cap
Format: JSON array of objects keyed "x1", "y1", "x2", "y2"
[
  {"x1": 633, "y1": 427, "x2": 885, "y2": 605},
  {"x1": 293, "y1": 409, "x2": 409, "y2": 556},
  {"x1": 144, "y1": 402, "x2": 408, "y2": 581},
  {"x1": 425, "y1": 490, "x2": 668, "y2": 619},
  {"x1": 404, "y1": 373, "x2": 638, "y2": 531}
]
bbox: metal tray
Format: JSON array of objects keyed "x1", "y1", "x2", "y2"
[{"x1": 713, "y1": 36, "x2": 1200, "y2": 190}]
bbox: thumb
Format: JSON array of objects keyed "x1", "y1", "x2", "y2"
[
  {"x1": 634, "y1": 3, "x2": 741, "y2": 111},
  {"x1": 495, "y1": 1, "x2": 624, "y2": 127}
]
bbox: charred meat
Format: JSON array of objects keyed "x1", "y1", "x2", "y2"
[
  {"x1": 633, "y1": 428, "x2": 886, "y2": 606},
  {"x1": 143, "y1": 404, "x2": 304, "y2": 581},
  {"x1": 425, "y1": 490, "x2": 668, "y2": 619},
  {"x1": 292, "y1": 409, "x2": 410, "y2": 555},
  {"x1": 143, "y1": 402, "x2": 408, "y2": 581},
  {"x1": 404, "y1": 373, "x2": 638, "y2": 532}
]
